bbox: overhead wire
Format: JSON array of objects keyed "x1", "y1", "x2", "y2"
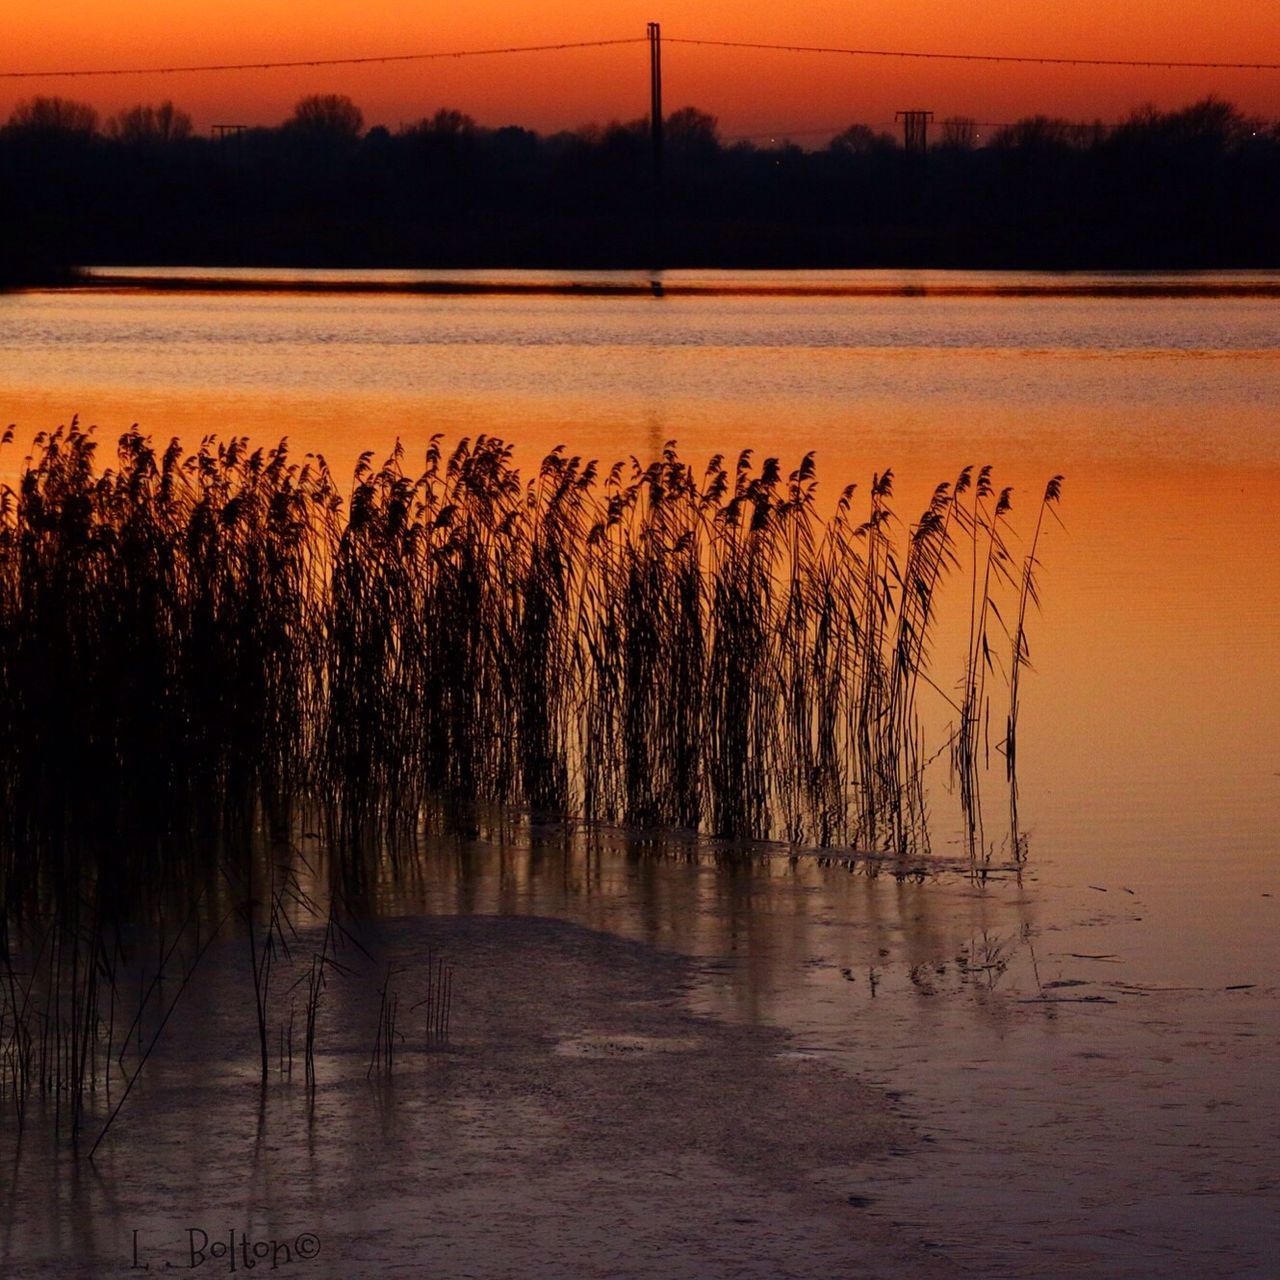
[
  {"x1": 2, "y1": 33, "x2": 1279, "y2": 81},
  {"x1": 664, "y1": 37, "x2": 1280, "y2": 72},
  {"x1": 0, "y1": 38, "x2": 646, "y2": 80}
]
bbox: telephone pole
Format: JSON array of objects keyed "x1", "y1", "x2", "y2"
[
  {"x1": 895, "y1": 111, "x2": 934, "y2": 154},
  {"x1": 648, "y1": 21, "x2": 664, "y2": 273},
  {"x1": 212, "y1": 123, "x2": 247, "y2": 157}
]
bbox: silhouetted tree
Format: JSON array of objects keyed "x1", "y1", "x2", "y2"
[
  {"x1": 829, "y1": 124, "x2": 896, "y2": 155},
  {"x1": 992, "y1": 115, "x2": 1080, "y2": 152},
  {"x1": 107, "y1": 101, "x2": 193, "y2": 146},
  {"x1": 665, "y1": 107, "x2": 720, "y2": 163},
  {"x1": 408, "y1": 108, "x2": 478, "y2": 139},
  {"x1": 1115, "y1": 96, "x2": 1260, "y2": 153},
  {"x1": 939, "y1": 117, "x2": 977, "y2": 150},
  {"x1": 285, "y1": 94, "x2": 364, "y2": 141},
  {"x1": 5, "y1": 96, "x2": 98, "y2": 137}
]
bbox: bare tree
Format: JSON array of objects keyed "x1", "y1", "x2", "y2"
[
  {"x1": 6, "y1": 97, "x2": 98, "y2": 136},
  {"x1": 665, "y1": 106, "x2": 720, "y2": 160},
  {"x1": 940, "y1": 117, "x2": 977, "y2": 150},
  {"x1": 408, "y1": 108, "x2": 478, "y2": 138},
  {"x1": 1117, "y1": 96, "x2": 1261, "y2": 152},
  {"x1": 992, "y1": 115, "x2": 1079, "y2": 152},
  {"x1": 829, "y1": 124, "x2": 896, "y2": 155},
  {"x1": 107, "y1": 101, "x2": 193, "y2": 146},
  {"x1": 285, "y1": 94, "x2": 364, "y2": 141}
]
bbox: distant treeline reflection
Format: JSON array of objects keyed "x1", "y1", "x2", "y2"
[
  {"x1": 0, "y1": 92, "x2": 1277, "y2": 276},
  {"x1": 0, "y1": 421, "x2": 1059, "y2": 863}
]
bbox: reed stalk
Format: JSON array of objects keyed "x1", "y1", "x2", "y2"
[{"x1": 0, "y1": 421, "x2": 1060, "y2": 1137}]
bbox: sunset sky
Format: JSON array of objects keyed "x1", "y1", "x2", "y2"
[{"x1": 4, "y1": 1, "x2": 1280, "y2": 140}]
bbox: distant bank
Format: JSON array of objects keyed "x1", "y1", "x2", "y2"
[
  {"x1": 3, "y1": 97, "x2": 1278, "y2": 280},
  {"x1": 23, "y1": 266, "x2": 1280, "y2": 299}
]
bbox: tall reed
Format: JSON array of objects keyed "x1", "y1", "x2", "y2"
[
  {"x1": 0, "y1": 421, "x2": 1060, "y2": 1133},
  {"x1": 0, "y1": 421, "x2": 1061, "y2": 852}
]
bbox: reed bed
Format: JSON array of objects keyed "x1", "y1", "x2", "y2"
[
  {"x1": 0, "y1": 420, "x2": 1059, "y2": 1136},
  {"x1": 0, "y1": 422, "x2": 1061, "y2": 854}
]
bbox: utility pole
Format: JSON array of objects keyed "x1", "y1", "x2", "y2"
[
  {"x1": 212, "y1": 123, "x2": 247, "y2": 164},
  {"x1": 648, "y1": 21, "x2": 665, "y2": 274},
  {"x1": 895, "y1": 111, "x2": 934, "y2": 154}
]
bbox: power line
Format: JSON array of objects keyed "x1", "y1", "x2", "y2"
[
  {"x1": 0, "y1": 38, "x2": 646, "y2": 81},
  {"x1": 3, "y1": 31, "x2": 1278, "y2": 83},
  {"x1": 665, "y1": 37, "x2": 1280, "y2": 72}
]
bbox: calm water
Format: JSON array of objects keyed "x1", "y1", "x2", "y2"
[{"x1": 1, "y1": 269, "x2": 1277, "y2": 1276}]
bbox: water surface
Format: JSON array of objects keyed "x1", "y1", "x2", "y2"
[{"x1": 1, "y1": 268, "x2": 1276, "y2": 1277}]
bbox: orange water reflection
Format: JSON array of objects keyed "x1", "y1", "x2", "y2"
[
  {"x1": 2, "y1": 282, "x2": 1278, "y2": 1280},
  {"x1": 2, "y1": 282, "x2": 1278, "y2": 892},
  {"x1": 5, "y1": 399, "x2": 1275, "y2": 881}
]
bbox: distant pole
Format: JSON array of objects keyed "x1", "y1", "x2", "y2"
[
  {"x1": 648, "y1": 21, "x2": 665, "y2": 272},
  {"x1": 895, "y1": 111, "x2": 934, "y2": 154},
  {"x1": 212, "y1": 123, "x2": 248, "y2": 165}
]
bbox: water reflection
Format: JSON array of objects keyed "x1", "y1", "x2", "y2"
[
  {"x1": 1, "y1": 275, "x2": 1277, "y2": 1276},
  {"x1": 3, "y1": 825, "x2": 1055, "y2": 1279},
  {"x1": 1, "y1": 797, "x2": 1274, "y2": 1277}
]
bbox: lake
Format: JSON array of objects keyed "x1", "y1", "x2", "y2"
[{"x1": 1, "y1": 268, "x2": 1276, "y2": 1277}]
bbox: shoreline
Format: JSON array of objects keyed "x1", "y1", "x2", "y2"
[
  {"x1": 7, "y1": 263, "x2": 1280, "y2": 298},
  {"x1": 20, "y1": 271, "x2": 1280, "y2": 300}
]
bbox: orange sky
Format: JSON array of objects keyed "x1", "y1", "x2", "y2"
[{"x1": 4, "y1": 1, "x2": 1280, "y2": 140}]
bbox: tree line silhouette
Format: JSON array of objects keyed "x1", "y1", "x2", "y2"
[{"x1": 1, "y1": 92, "x2": 1277, "y2": 277}]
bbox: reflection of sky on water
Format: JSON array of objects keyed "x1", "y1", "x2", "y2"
[
  {"x1": 0, "y1": 273, "x2": 1276, "y2": 1275},
  {"x1": 374, "y1": 830, "x2": 1279, "y2": 1278}
]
